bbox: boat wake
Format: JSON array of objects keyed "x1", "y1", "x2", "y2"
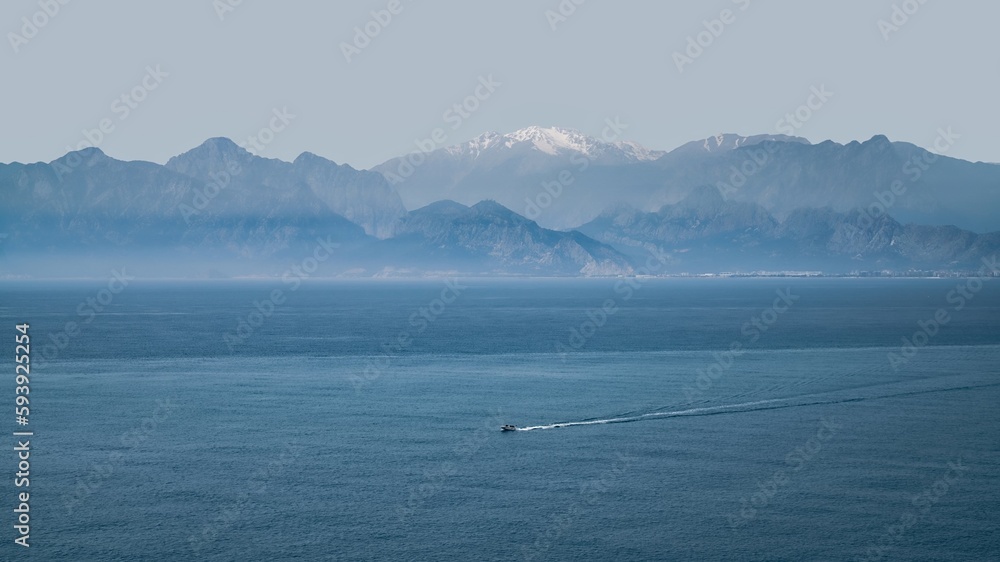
[{"x1": 514, "y1": 379, "x2": 1000, "y2": 431}]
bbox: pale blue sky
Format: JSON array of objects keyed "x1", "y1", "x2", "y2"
[{"x1": 3, "y1": 0, "x2": 997, "y2": 168}]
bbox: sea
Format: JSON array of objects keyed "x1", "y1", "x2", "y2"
[{"x1": 0, "y1": 278, "x2": 998, "y2": 561}]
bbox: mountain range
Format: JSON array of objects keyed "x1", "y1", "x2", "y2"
[
  {"x1": 2, "y1": 128, "x2": 998, "y2": 278},
  {"x1": 379, "y1": 127, "x2": 1000, "y2": 233},
  {"x1": 579, "y1": 187, "x2": 1000, "y2": 272}
]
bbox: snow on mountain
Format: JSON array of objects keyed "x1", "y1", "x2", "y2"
[
  {"x1": 374, "y1": 125, "x2": 668, "y2": 224},
  {"x1": 444, "y1": 126, "x2": 664, "y2": 162},
  {"x1": 668, "y1": 133, "x2": 811, "y2": 157}
]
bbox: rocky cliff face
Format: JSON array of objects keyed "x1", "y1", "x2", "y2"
[
  {"x1": 375, "y1": 130, "x2": 1000, "y2": 234},
  {"x1": 579, "y1": 187, "x2": 1000, "y2": 272},
  {"x1": 377, "y1": 200, "x2": 634, "y2": 276},
  {"x1": 373, "y1": 126, "x2": 669, "y2": 229},
  {"x1": 0, "y1": 145, "x2": 633, "y2": 277},
  {"x1": 3, "y1": 133, "x2": 997, "y2": 277},
  {"x1": 2, "y1": 143, "x2": 373, "y2": 264},
  {"x1": 165, "y1": 138, "x2": 406, "y2": 238}
]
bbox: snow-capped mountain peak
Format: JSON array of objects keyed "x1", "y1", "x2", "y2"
[
  {"x1": 445, "y1": 126, "x2": 664, "y2": 162},
  {"x1": 505, "y1": 126, "x2": 595, "y2": 155}
]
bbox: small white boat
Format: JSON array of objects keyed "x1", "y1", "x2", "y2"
[{"x1": 500, "y1": 425, "x2": 517, "y2": 432}]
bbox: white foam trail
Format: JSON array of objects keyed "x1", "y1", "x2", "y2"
[
  {"x1": 514, "y1": 378, "x2": 1000, "y2": 431},
  {"x1": 516, "y1": 397, "x2": 792, "y2": 431}
]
